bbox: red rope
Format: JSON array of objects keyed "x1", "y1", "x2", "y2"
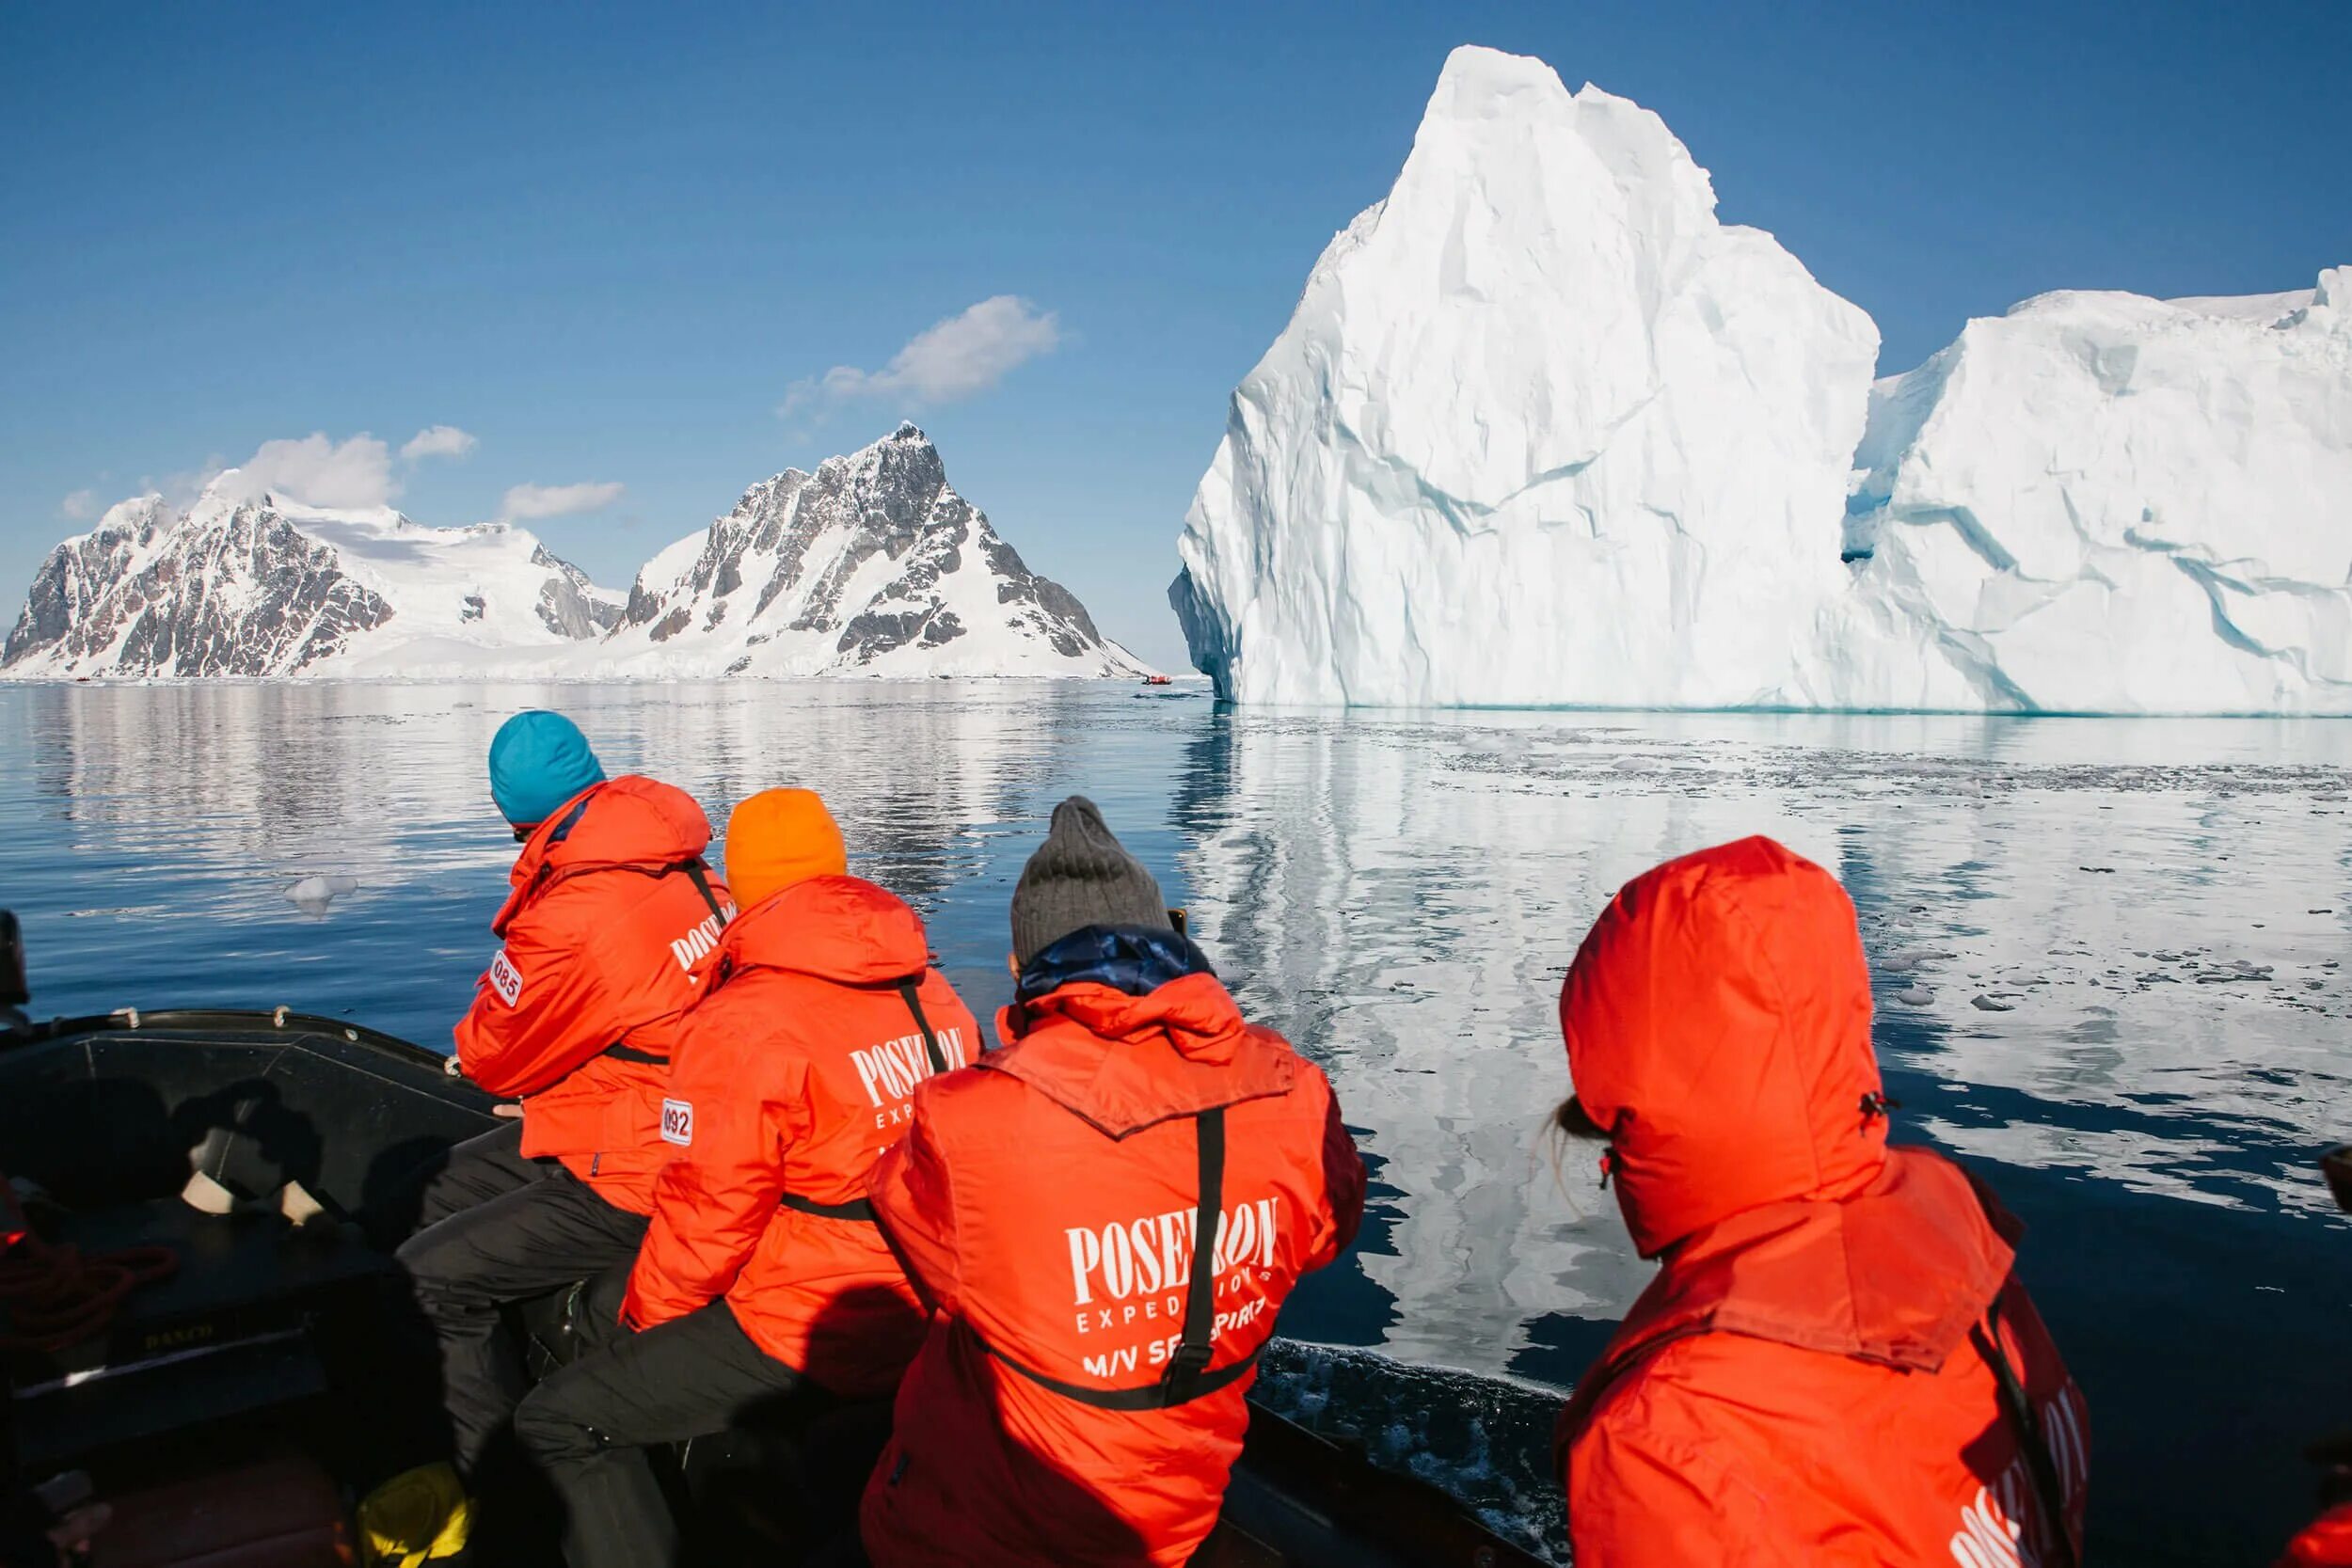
[{"x1": 0, "y1": 1231, "x2": 179, "y2": 1354}]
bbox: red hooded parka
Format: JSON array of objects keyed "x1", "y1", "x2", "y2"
[
  {"x1": 1557, "y1": 837, "x2": 2089, "y2": 1568},
  {"x1": 454, "y1": 775, "x2": 732, "y2": 1213},
  {"x1": 860, "y1": 943, "x2": 1366, "y2": 1568},
  {"x1": 622, "y1": 874, "x2": 979, "y2": 1397}
]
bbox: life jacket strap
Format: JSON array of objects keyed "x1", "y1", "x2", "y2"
[
  {"x1": 679, "y1": 859, "x2": 727, "y2": 926},
  {"x1": 896, "y1": 978, "x2": 949, "y2": 1074},
  {"x1": 779, "y1": 1192, "x2": 877, "y2": 1223},
  {"x1": 970, "y1": 1104, "x2": 1249, "y2": 1411},
  {"x1": 1975, "y1": 1290, "x2": 2078, "y2": 1568},
  {"x1": 1164, "y1": 1103, "x2": 1226, "y2": 1402},
  {"x1": 981, "y1": 1337, "x2": 1261, "y2": 1411}
]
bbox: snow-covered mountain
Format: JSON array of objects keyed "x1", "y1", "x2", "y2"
[
  {"x1": 1175, "y1": 44, "x2": 2352, "y2": 715},
  {"x1": 3, "y1": 483, "x2": 620, "y2": 677},
  {"x1": 596, "y1": 423, "x2": 1148, "y2": 678},
  {"x1": 4, "y1": 426, "x2": 1146, "y2": 681}
]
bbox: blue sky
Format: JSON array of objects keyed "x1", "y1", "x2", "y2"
[{"x1": 5, "y1": 1, "x2": 2345, "y2": 670}]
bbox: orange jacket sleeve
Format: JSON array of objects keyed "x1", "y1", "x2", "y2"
[
  {"x1": 453, "y1": 903, "x2": 611, "y2": 1099},
  {"x1": 867, "y1": 1087, "x2": 963, "y2": 1319},
  {"x1": 1309, "y1": 1086, "x2": 1367, "y2": 1268},
  {"x1": 622, "y1": 1030, "x2": 805, "y2": 1330}
]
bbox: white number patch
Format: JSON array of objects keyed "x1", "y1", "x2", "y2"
[
  {"x1": 661, "y1": 1099, "x2": 693, "y2": 1147},
  {"x1": 488, "y1": 948, "x2": 524, "y2": 1007}
]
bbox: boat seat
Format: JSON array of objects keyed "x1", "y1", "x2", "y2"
[{"x1": 7, "y1": 1197, "x2": 395, "y2": 1469}]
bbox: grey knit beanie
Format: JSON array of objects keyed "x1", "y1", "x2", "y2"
[{"x1": 1010, "y1": 796, "x2": 1170, "y2": 964}]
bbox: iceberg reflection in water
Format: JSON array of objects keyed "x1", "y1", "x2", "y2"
[{"x1": 2, "y1": 681, "x2": 2346, "y2": 1561}]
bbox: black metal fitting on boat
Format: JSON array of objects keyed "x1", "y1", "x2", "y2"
[{"x1": 1, "y1": 910, "x2": 27, "y2": 1033}]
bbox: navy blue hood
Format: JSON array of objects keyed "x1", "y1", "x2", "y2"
[{"x1": 1015, "y1": 923, "x2": 1216, "y2": 1004}]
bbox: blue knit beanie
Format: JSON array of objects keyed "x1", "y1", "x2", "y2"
[{"x1": 488, "y1": 711, "x2": 607, "y2": 827}]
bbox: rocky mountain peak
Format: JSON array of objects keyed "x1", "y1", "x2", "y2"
[
  {"x1": 608, "y1": 427, "x2": 1144, "y2": 678},
  {"x1": 7, "y1": 427, "x2": 1142, "y2": 681}
]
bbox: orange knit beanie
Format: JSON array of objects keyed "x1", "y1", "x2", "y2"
[{"x1": 724, "y1": 788, "x2": 847, "y2": 910}]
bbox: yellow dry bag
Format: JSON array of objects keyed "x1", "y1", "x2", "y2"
[{"x1": 358, "y1": 1461, "x2": 472, "y2": 1567}]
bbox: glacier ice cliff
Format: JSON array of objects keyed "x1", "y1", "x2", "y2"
[{"x1": 1174, "y1": 44, "x2": 2352, "y2": 715}]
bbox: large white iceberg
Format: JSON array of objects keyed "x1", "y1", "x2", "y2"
[
  {"x1": 1174, "y1": 44, "x2": 2352, "y2": 715},
  {"x1": 1172, "y1": 45, "x2": 1880, "y2": 707},
  {"x1": 1825, "y1": 277, "x2": 2352, "y2": 712}
]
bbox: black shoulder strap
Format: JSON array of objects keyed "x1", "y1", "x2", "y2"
[
  {"x1": 1161, "y1": 1106, "x2": 1226, "y2": 1402},
  {"x1": 896, "y1": 978, "x2": 949, "y2": 1075},
  {"x1": 780, "y1": 1192, "x2": 876, "y2": 1223},
  {"x1": 983, "y1": 1337, "x2": 1260, "y2": 1411},
  {"x1": 1974, "y1": 1291, "x2": 2077, "y2": 1568},
  {"x1": 680, "y1": 859, "x2": 727, "y2": 925}
]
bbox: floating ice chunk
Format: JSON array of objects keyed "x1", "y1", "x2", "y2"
[{"x1": 285, "y1": 874, "x2": 358, "y2": 910}]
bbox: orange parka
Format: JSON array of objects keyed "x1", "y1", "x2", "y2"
[
  {"x1": 621, "y1": 874, "x2": 978, "y2": 1398},
  {"x1": 454, "y1": 775, "x2": 732, "y2": 1213},
  {"x1": 860, "y1": 927, "x2": 1366, "y2": 1568},
  {"x1": 1556, "y1": 837, "x2": 2089, "y2": 1568}
]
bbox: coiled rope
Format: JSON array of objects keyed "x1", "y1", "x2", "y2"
[{"x1": 0, "y1": 1215, "x2": 178, "y2": 1354}]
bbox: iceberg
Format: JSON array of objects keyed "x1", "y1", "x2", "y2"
[
  {"x1": 1825, "y1": 275, "x2": 2352, "y2": 713},
  {"x1": 1174, "y1": 45, "x2": 2352, "y2": 716},
  {"x1": 1172, "y1": 45, "x2": 1881, "y2": 708}
]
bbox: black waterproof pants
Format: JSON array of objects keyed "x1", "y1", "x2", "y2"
[
  {"x1": 511, "y1": 1298, "x2": 818, "y2": 1568},
  {"x1": 393, "y1": 1121, "x2": 650, "y2": 1479}
]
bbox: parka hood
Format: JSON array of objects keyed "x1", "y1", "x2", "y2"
[
  {"x1": 497, "y1": 775, "x2": 714, "y2": 934},
  {"x1": 991, "y1": 934, "x2": 1295, "y2": 1138},
  {"x1": 717, "y1": 872, "x2": 931, "y2": 987},
  {"x1": 1561, "y1": 835, "x2": 1886, "y2": 1259}
]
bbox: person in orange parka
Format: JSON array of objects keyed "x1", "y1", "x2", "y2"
[
  {"x1": 398, "y1": 711, "x2": 733, "y2": 1482},
  {"x1": 859, "y1": 796, "x2": 1366, "y2": 1568},
  {"x1": 2282, "y1": 1503, "x2": 2352, "y2": 1568},
  {"x1": 1554, "y1": 836, "x2": 2090, "y2": 1568},
  {"x1": 513, "y1": 787, "x2": 979, "y2": 1568}
]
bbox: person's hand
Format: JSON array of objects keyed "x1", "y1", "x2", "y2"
[
  {"x1": 493, "y1": 1102, "x2": 523, "y2": 1119},
  {"x1": 47, "y1": 1504, "x2": 110, "y2": 1556},
  {"x1": 34, "y1": 1473, "x2": 108, "y2": 1558}
]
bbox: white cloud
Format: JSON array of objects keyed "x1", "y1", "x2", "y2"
[
  {"x1": 215, "y1": 433, "x2": 398, "y2": 509},
  {"x1": 782, "y1": 294, "x2": 1062, "y2": 419},
  {"x1": 60, "y1": 489, "x2": 98, "y2": 521},
  {"x1": 401, "y1": 424, "x2": 478, "y2": 463},
  {"x1": 501, "y1": 481, "x2": 625, "y2": 521}
]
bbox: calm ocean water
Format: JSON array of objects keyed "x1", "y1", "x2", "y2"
[{"x1": 4, "y1": 678, "x2": 2350, "y2": 1560}]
